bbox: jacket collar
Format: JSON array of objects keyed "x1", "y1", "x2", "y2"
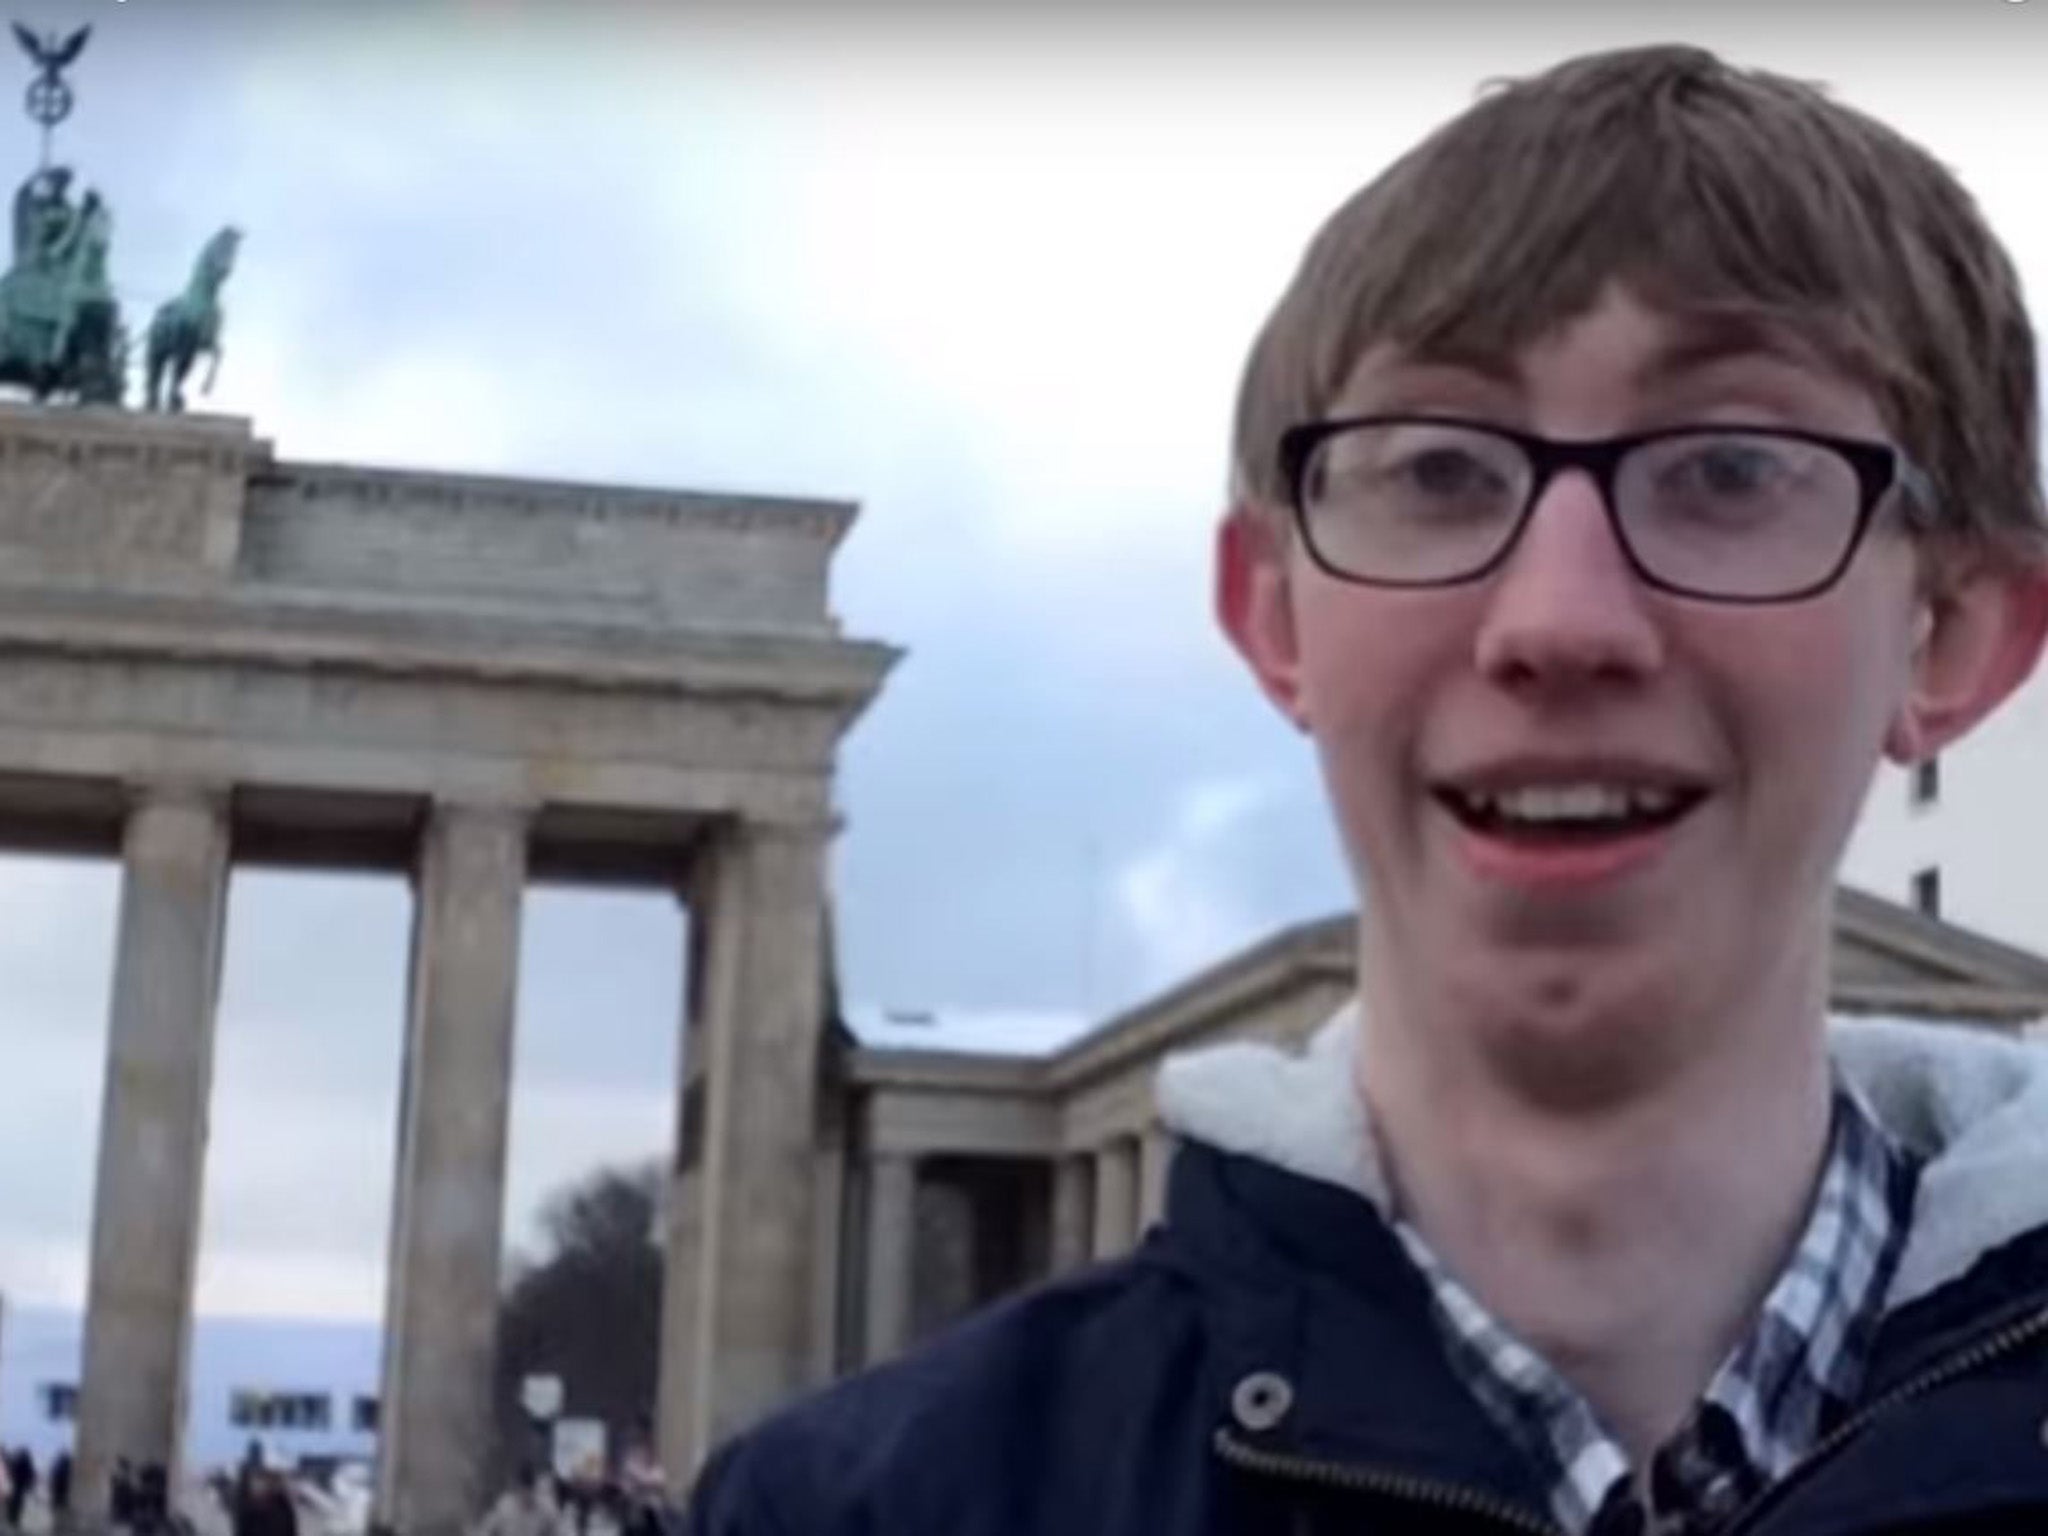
[{"x1": 1157, "y1": 1001, "x2": 2048, "y2": 1313}]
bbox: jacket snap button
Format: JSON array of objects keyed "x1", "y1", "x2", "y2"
[
  {"x1": 1231, "y1": 1371, "x2": 1295, "y2": 1432},
  {"x1": 2039, "y1": 1414, "x2": 2048, "y2": 1451},
  {"x1": 1699, "y1": 1473, "x2": 1740, "y2": 1518}
]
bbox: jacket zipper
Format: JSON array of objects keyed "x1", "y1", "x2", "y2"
[
  {"x1": 1211, "y1": 1302, "x2": 2048, "y2": 1536},
  {"x1": 1720, "y1": 1299, "x2": 2048, "y2": 1534},
  {"x1": 1211, "y1": 1426, "x2": 1563, "y2": 1535}
]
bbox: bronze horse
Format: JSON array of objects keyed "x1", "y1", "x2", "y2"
[{"x1": 146, "y1": 224, "x2": 238, "y2": 412}]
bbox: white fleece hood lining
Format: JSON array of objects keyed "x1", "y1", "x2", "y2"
[{"x1": 1156, "y1": 1004, "x2": 2048, "y2": 1312}]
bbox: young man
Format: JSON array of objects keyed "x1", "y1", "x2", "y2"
[{"x1": 682, "y1": 44, "x2": 2048, "y2": 1535}]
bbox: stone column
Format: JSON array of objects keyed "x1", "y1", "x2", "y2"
[
  {"x1": 862, "y1": 1153, "x2": 917, "y2": 1365},
  {"x1": 654, "y1": 1106, "x2": 704, "y2": 1487},
  {"x1": 1139, "y1": 1126, "x2": 1177, "y2": 1230},
  {"x1": 373, "y1": 802, "x2": 528, "y2": 1536},
  {"x1": 1048, "y1": 1156, "x2": 1094, "y2": 1274},
  {"x1": 657, "y1": 817, "x2": 833, "y2": 1479},
  {"x1": 1090, "y1": 1138, "x2": 1139, "y2": 1260},
  {"x1": 75, "y1": 786, "x2": 230, "y2": 1523},
  {"x1": 809, "y1": 1107, "x2": 850, "y2": 1383}
]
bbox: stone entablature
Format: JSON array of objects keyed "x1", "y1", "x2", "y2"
[{"x1": 0, "y1": 406, "x2": 896, "y2": 858}]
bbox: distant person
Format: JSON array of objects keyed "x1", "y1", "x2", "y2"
[
  {"x1": 475, "y1": 1465, "x2": 557, "y2": 1536},
  {"x1": 229, "y1": 1470, "x2": 293, "y2": 1536},
  {"x1": 536, "y1": 1472, "x2": 570, "y2": 1527},
  {"x1": 573, "y1": 1457, "x2": 607, "y2": 1521},
  {"x1": 232, "y1": 1442, "x2": 265, "y2": 1526},
  {"x1": 555, "y1": 1471, "x2": 590, "y2": 1536},
  {"x1": 617, "y1": 1433, "x2": 663, "y2": 1509},
  {"x1": 106, "y1": 1460, "x2": 135, "y2": 1533},
  {"x1": 47, "y1": 1453, "x2": 69, "y2": 1526},
  {"x1": 582, "y1": 1484, "x2": 624, "y2": 1536},
  {"x1": 136, "y1": 1464, "x2": 180, "y2": 1536},
  {"x1": 189, "y1": 1473, "x2": 230, "y2": 1536},
  {"x1": 4, "y1": 1449, "x2": 32, "y2": 1529},
  {"x1": 680, "y1": 40, "x2": 2048, "y2": 1536}
]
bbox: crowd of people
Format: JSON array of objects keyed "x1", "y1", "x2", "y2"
[
  {"x1": 0, "y1": 1437, "x2": 671, "y2": 1536},
  {"x1": 0, "y1": 1443, "x2": 358, "y2": 1536}
]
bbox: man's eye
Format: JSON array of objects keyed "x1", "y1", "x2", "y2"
[
  {"x1": 1400, "y1": 449, "x2": 1496, "y2": 495},
  {"x1": 1675, "y1": 444, "x2": 1786, "y2": 498}
]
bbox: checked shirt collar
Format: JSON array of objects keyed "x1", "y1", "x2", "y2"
[{"x1": 1391, "y1": 1083, "x2": 1920, "y2": 1536}]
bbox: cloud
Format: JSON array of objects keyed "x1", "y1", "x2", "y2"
[{"x1": 1113, "y1": 768, "x2": 1350, "y2": 999}]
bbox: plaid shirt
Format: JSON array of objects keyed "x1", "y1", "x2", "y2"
[{"x1": 1393, "y1": 1085, "x2": 1920, "y2": 1536}]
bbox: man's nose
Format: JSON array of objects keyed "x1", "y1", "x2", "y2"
[{"x1": 1471, "y1": 470, "x2": 1666, "y2": 691}]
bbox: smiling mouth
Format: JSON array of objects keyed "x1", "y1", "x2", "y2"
[{"x1": 1431, "y1": 782, "x2": 1711, "y2": 842}]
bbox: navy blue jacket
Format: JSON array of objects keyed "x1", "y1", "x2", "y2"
[{"x1": 680, "y1": 1138, "x2": 2048, "y2": 1535}]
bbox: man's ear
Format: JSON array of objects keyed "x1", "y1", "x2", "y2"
[
  {"x1": 1216, "y1": 503, "x2": 1311, "y2": 732},
  {"x1": 1884, "y1": 559, "x2": 2048, "y2": 763}
]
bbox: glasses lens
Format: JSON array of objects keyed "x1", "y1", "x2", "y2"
[
  {"x1": 1300, "y1": 422, "x2": 1530, "y2": 583},
  {"x1": 1616, "y1": 431, "x2": 1864, "y2": 598}
]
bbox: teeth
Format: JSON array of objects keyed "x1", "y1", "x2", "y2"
[{"x1": 1463, "y1": 783, "x2": 1681, "y2": 823}]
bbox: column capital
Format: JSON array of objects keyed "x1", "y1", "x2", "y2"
[
  {"x1": 677, "y1": 812, "x2": 837, "y2": 906},
  {"x1": 121, "y1": 778, "x2": 230, "y2": 817},
  {"x1": 426, "y1": 791, "x2": 540, "y2": 825},
  {"x1": 731, "y1": 809, "x2": 842, "y2": 849},
  {"x1": 410, "y1": 798, "x2": 532, "y2": 893}
]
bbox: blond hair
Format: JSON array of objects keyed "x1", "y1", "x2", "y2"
[{"x1": 1232, "y1": 44, "x2": 2046, "y2": 569}]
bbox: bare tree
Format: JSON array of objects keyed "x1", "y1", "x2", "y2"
[{"x1": 492, "y1": 1161, "x2": 665, "y2": 1484}]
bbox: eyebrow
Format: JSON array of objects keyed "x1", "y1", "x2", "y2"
[
  {"x1": 1627, "y1": 312, "x2": 1833, "y2": 389},
  {"x1": 1370, "y1": 341, "x2": 1521, "y2": 385},
  {"x1": 1374, "y1": 312, "x2": 1834, "y2": 393}
]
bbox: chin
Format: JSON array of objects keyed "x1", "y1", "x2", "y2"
[{"x1": 1448, "y1": 947, "x2": 1708, "y2": 1112}]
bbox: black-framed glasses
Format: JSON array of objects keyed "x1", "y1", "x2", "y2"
[{"x1": 1277, "y1": 415, "x2": 1936, "y2": 603}]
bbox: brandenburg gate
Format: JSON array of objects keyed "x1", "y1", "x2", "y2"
[{"x1": 0, "y1": 404, "x2": 893, "y2": 1535}]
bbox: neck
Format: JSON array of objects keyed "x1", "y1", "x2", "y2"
[{"x1": 1358, "y1": 926, "x2": 1835, "y2": 1462}]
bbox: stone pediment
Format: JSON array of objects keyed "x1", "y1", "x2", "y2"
[
  {"x1": 1830, "y1": 885, "x2": 2048, "y2": 1023},
  {"x1": 1066, "y1": 882, "x2": 2048, "y2": 1060}
]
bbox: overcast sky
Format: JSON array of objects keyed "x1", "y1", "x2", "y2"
[{"x1": 0, "y1": 1, "x2": 2044, "y2": 1323}]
